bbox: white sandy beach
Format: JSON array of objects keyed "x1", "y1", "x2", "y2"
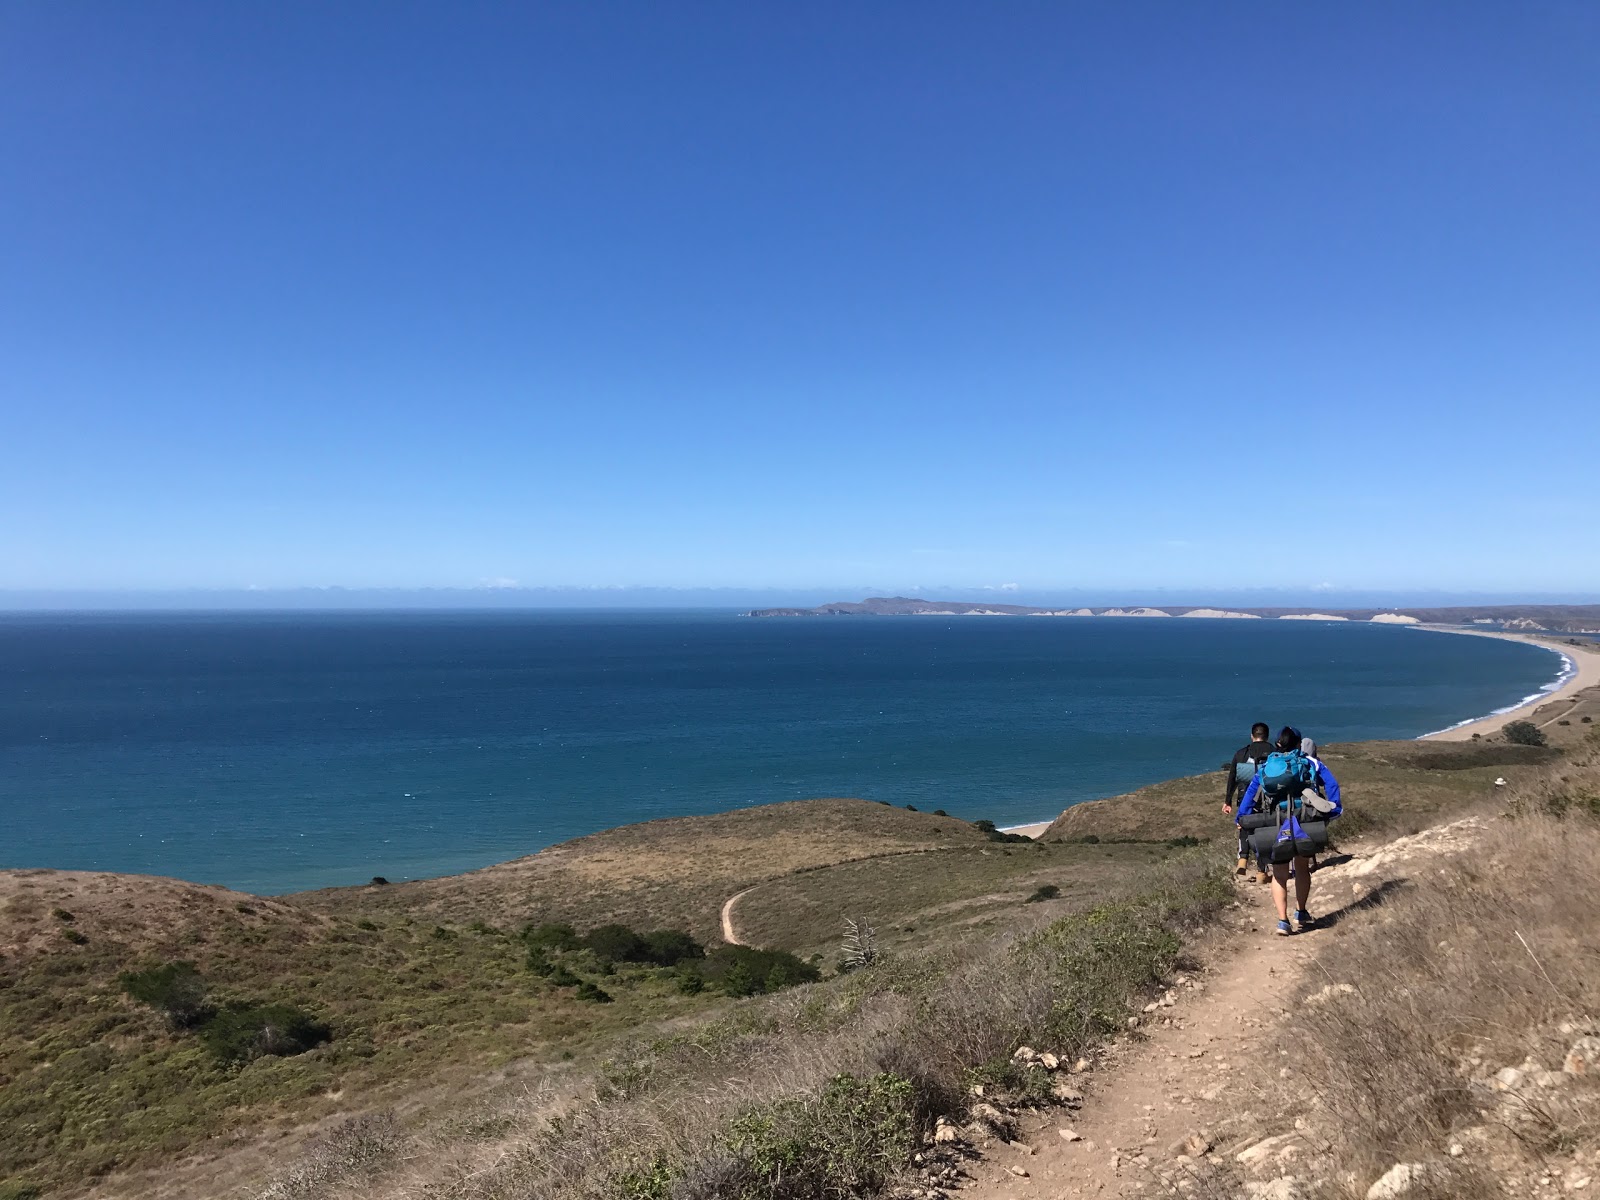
[{"x1": 1419, "y1": 628, "x2": 1600, "y2": 740}]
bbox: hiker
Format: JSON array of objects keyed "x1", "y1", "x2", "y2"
[
  {"x1": 1236, "y1": 727, "x2": 1342, "y2": 935},
  {"x1": 1222, "y1": 721, "x2": 1274, "y2": 882}
]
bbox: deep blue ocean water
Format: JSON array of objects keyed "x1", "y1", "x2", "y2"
[{"x1": 0, "y1": 611, "x2": 1564, "y2": 893}]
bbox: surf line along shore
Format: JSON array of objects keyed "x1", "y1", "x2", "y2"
[
  {"x1": 1000, "y1": 630, "x2": 1599, "y2": 840},
  {"x1": 1417, "y1": 627, "x2": 1600, "y2": 741}
]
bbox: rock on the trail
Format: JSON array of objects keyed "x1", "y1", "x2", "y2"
[
  {"x1": 1244, "y1": 1180, "x2": 1308, "y2": 1200},
  {"x1": 1072, "y1": 1057, "x2": 1092, "y2": 1073},
  {"x1": 1006, "y1": 1164, "x2": 1029, "y2": 1178},
  {"x1": 1051, "y1": 1081, "x2": 1084, "y2": 1105},
  {"x1": 1366, "y1": 1162, "x2": 1442, "y2": 1199},
  {"x1": 1040, "y1": 1051, "x2": 1060, "y2": 1069},
  {"x1": 1059, "y1": 1127, "x2": 1082, "y2": 1142},
  {"x1": 933, "y1": 1118, "x2": 960, "y2": 1144},
  {"x1": 1564, "y1": 1036, "x2": 1600, "y2": 1076},
  {"x1": 1237, "y1": 1134, "x2": 1304, "y2": 1170}
]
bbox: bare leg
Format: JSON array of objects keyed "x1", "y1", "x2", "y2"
[
  {"x1": 1271, "y1": 862, "x2": 1292, "y2": 922},
  {"x1": 1294, "y1": 857, "x2": 1312, "y2": 912}
]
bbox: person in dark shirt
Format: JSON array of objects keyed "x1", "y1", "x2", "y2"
[{"x1": 1223, "y1": 722, "x2": 1273, "y2": 881}]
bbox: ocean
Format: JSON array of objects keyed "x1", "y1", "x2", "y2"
[{"x1": 0, "y1": 610, "x2": 1564, "y2": 894}]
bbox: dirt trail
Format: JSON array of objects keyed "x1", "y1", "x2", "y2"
[
  {"x1": 953, "y1": 820, "x2": 1486, "y2": 1198},
  {"x1": 720, "y1": 885, "x2": 756, "y2": 944}
]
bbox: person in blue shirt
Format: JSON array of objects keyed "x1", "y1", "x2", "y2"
[{"x1": 1237, "y1": 727, "x2": 1342, "y2": 935}]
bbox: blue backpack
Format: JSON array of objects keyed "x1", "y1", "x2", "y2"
[{"x1": 1258, "y1": 750, "x2": 1314, "y2": 801}]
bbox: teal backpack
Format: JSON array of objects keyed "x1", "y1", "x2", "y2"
[{"x1": 1258, "y1": 750, "x2": 1314, "y2": 802}]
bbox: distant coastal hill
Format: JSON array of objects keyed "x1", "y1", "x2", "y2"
[{"x1": 747, "y1": 596, "x2": 1600, "y2": 633}]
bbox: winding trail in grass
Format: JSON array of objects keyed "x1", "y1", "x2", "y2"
[{"x1": 719, "y1": 885, "x2": 757, "y2": 945}]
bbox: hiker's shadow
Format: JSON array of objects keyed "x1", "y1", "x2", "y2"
[{"x1": 1315, "y1": 877, "x2": 1409, "y2": 928}]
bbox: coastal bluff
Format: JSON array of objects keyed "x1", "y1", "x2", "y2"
[{"x1": 748, "y1": 596, "x2": 1600, "y2": 632}]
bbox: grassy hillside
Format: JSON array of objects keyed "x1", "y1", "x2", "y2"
[
  {"x1": 1040, "y1": 738, "x2": 1561, "y2": 843},
  {"x1": 296, "y1": 798, "x2": 994, "y2": 943},
  {"x1": 3, "y1": 736, "x2": 1590, "y2": 1199}
]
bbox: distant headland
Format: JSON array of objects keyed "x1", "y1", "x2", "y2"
[{"x1": 747, "y1": 596, "x2": 1600, "y2": 632}]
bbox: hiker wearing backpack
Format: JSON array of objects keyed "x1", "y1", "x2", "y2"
[
  {"x1": 1235, "y1": 727, "x2": 1342, "y2": 935},
  {"x1": 1222, "y1": 721, "x2": 1274, "y2": 882}
]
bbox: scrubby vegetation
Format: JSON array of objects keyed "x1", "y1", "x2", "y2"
[
  {"x1": 1504, "y1": 718, "x2": 1549, "y2": 746},
  {"x1": 250, "y1": 851, "x2": 1234, "y2": 1200},
  {"x1": 1284, "y1": 732, "x2": 1600, "y2": 1199},
  {"x1": 7, "y1": 723, "x2": 1598, "y2": 1199}
]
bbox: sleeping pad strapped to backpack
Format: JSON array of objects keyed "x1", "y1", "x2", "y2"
[{"x1": 1244, "y1": 749, "x2": 1330, "y2": 863}]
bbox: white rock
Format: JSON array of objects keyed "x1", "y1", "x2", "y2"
[
  {"x1": 1040, "y1": 1051, "x2": 1060, "y2": 1070},
  {"x1": 1366, "y1": 1162, "x2": 1440, "y2": 1200},
  {"x1": 1305, "y1": 982, "x2": 1358, "y2": 1006},
  {"x1": 1245, "y1": 1180, "x2": 1308, "y2": 1200},
  {"x1": 1564, "y1": 1036, "x2": 1600, "y2": 1076},
  {"x1": 1494, "y1": 1066, "x2": 1527, "y2": 1090},
  {"x1": 1059, "y1": 1127, "x2": 1082, "y2": 1142},
  {"x1": 1237, "y1": 1134, "x2": 1303, "y2": 1169}
]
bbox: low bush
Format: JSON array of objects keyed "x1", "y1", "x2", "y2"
[
  {"x1": 724, "y1": 1072, "x2": 918, "y2": 1197},
  {"x1": 120, "y1": 961, "x2": 211, "y2": 1029},
  {"x1": 199, "y1": 1003, "x2": 330, "y2": 1067},
  {"x1": 701, "y1": 946, "x2": 821, "y2": 997},
  {"x1": 1024, "y1": 884, "x2": 1061, "y2": 903},
  {"x1": 522, "y1": 922, "x2": 580, "y2": 952},
  {"x1": 575, "y1": 981, "x2": 614, "y2": 1004},
  {"x1": 1504, "y1": 719, "x2": 1548, "y2": 747}
]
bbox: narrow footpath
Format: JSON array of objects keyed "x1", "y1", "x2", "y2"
[{"x1": 951, "y1": 820, "x2": 1487, "y2": 1199}]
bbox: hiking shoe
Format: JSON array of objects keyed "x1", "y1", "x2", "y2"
[
  {"x1": 1275, "y1": 919, "x2": 1293, "y2": 936},
  {"x1": 1295, "y1": 909, "x2": 1314, "y2": 931},
  {"x1": 1235, "y1": 857, "x2": 1249, "y2": 876},
  {"x1": 1257, "y1": 870, "x2": 1272, "y2": 884}
]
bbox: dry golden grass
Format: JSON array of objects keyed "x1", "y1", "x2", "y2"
[
  {"x1": 1039, "y1": 737, "x2": 1559, "y2": 844},
  {"x1": 1284, "y1": 734, "x2": 1600, "y2": 1199},
  {"x1": 731, "y1": 838, "x2": 1181, "y2": 955},
  {"x1": 295, "y1": 798, "x2": 992, "y2": 944}
]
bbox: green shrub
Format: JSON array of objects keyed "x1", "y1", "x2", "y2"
[
  {"x1": 575, "y1": 981, "x2": 614, "y2": 1004},
  {"x1": 1024, "y1": 884, "x2": 1061, "y2": 903},
  {"x1": 701, "y1": 946, "x2": 820, "y2": 997},
  {"x1": 521, "y1": 922, "x2": 580, "y2": 952},
  {"x1": 62, "y1": 928, "x2": 88, "y2": 945},
  {"x1": 369, "y1": 876, "x2": 389, "y2": 885},
  {"x1": 1022, "y1": 876, "x2": 1231, "y2": 1056},
  {"x1": 725, "y1": 1073, "x2": 917, "y2": 1197},
  {"x1": 583, "y1": 923, "x2": 647, "y2": 964},
  {"x1": 545, "y1": 966, "x2": 583, "y2": 988},
  {"x1": 120, "y1": 961, "x2": 211, "y2": 1029},
  {"x1": 676, "y1": 969, "x2": 705, "y2": 995},
  {"x1": 1168, "y1": 835, "x2": 1202, "y2": 847},
  {"x1": 50, "y1": 908, "x2": 74, "y2": 922},
  {"x1": 355, "y1": 919, "x2": 379, "y2": 931},
  {"x1": 430, "y1": 925, "x2": 456, "y2": 940},
  {"x1": 640, "y1": 929, "x2": 703, "y2": 966},
  {"x1": 0, "y1": 1183, "x2": 43, "y2": 1200},
  {"x1": 199, "y1": 1003, "x2": 330, "y2": 1066},
  {"x1": 1504, "y1": 720, "x2": 1548, "y2": 747}
]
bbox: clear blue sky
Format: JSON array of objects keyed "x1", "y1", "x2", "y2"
[{"x1": 4, "y1": 2, "x2": 1597, "y2": 596}]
